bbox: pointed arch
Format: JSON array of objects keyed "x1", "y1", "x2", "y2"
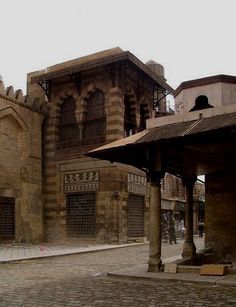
[{"x1": 0, "y1": 106, "x2": 27, "y2": 131}]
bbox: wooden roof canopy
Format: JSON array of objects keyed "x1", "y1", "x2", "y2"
[
  {"x1": 86, "y1": 112, "x2": 236, "y2": 178},
  {"x1": 31, "y1": 47, "x2": 174, "y2": 95}
]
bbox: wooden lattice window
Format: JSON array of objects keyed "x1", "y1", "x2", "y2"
[
  {"x1": 58, "y1": 97, "x2": 80, "y2": 148},
  {"x1": 83, "y1": 90, "x2": 106, "y2": 145}
]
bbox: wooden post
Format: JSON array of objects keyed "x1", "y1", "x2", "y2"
[{"x1": 148, "y1": 171, "x2": 163, "y2": 272}]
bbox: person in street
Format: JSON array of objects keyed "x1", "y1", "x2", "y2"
[
  {"x1": 181, "y1": 226, "x2": 186, "y2": 239},
  {"x1": 161, "y1": 213, "x2": 169, "y2": 243},
  {"x1": 198, "y1": 221, "x2": 205, "y2": 237}
]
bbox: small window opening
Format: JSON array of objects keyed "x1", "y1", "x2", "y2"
[{"x1": 190, "y1": 95, "x2": 214, "y2": 112}]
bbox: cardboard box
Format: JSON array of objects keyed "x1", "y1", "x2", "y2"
[{"x1": 200, "y1": 264, "x2": 226, "y2": 276}]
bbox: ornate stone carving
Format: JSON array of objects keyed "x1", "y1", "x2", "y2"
[
  {"x1": 127, "y1": 173, "x2": 146, "y2": 195},
  {"x1": 64, "y1": 171, "x2": 99, "y2": 193}
]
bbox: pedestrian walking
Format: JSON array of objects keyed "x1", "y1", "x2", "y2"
[{"x1": 198, "y1": 221, "x2": 205, "y2": 237}]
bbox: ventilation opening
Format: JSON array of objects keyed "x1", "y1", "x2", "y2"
[{"x1": 190, "y1": 95, "x2": 214, "y2": 112}]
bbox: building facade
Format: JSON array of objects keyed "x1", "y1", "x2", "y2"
[
  {"x1": 26, "y1": 48, "x2": 174, "y2": 243},
  {"x1": 0, "y1": 81, "x2": 45, "y2": 243},
  {"x1": 0, "y1": 48, "x2": 204, "y2": 244},
  {"x1": 161, "y1": 173, "x2": 205, "y2": 236}
]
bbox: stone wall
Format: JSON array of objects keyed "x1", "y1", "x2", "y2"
[
  {"x1": 27, "y1": 62, "x2": 153, "y2": 243},
  {"x1": 205, "y1": 166, "x2": 236, "y2": 262},
  {"x1": 0, "y1": 81, "x2": 44, "y2": 242}
]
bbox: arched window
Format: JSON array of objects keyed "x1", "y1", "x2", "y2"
[
  {"x1": 190, "y1": 95, "x2": 214, "y2": 112},
  {"x1": 83, "y1": 90, "x2": 106, "y2": 145},
  {"x1": 124, "y1": 94, "x2": 137, "y2": 137},
  {"x1": 58, "y1": 97, "x2": 79, "y2": 148}
]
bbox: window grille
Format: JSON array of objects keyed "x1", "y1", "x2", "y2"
[
  {"x1": 66, "y1": 193, "x2": 96, "y2": 237},
  {"x1": 0, "y1": 197, "x2": 15, "y2": 240}
]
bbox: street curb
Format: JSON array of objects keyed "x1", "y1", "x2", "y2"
[
  {"x1": 107, "y1": 263, "x2": 236, "y2": 287},
  {"x1": 0, "y1": 242, "x2": 148, "y2": 264}
]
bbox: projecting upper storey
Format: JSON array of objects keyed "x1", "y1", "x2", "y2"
[
  {"x1": 147, "y1": 74, "x2": 236, "y2": 129},
  {"x1": 28, "y1": 47, "x2": 174, "y2": 95}
]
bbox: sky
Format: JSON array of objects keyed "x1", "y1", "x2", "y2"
[{"x1": 1, "y1": 0, "x2": 236, "y2": 94}]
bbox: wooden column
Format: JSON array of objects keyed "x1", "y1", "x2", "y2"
[
  {"x1": 182, "y1": 177, "x2": 197, "y2": 259},
  {"x1": 148, "y1": 171, "x2": 163, "y2": 272}
]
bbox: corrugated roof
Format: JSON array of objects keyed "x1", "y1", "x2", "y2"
[
  {"x1": 138, "y1": 112, "x2": 236, "y2": 143},
  {"x1": 88, "y1": 111, "x2": 236, "y2": 156},
  {"x1": 187, "y1": 112, "x2": 236, "y2": 135}
]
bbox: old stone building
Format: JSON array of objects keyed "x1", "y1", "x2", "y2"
[
  {"x1": 25, "y1": 47, "x2": 175, "y2": 243},
  {"x1": 0, "y1": 80, "x2": 45, "y2": 242},
  {"x1": 0, "y1": 48, "x2": 204, "y2": 244},
  {"x1": 161, "y1": 173, "x2": 205, "y2": 234}
]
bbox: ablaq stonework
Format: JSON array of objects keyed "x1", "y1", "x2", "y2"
[{"x1": 0, "y1": 48, "x2": 204, "y2": 244}]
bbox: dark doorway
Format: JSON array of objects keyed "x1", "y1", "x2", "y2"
[
  {"x1": 0, "y1": 197, "x2": 15, "y2": 241},
  {"x1": 66, "y1": 193, "x2": 96, "y2": 237},
  {"x1": 127, "y1": 195, "x2": 144, "y2": 237}
]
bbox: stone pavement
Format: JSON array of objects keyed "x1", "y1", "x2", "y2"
[
  {"x1": 0, "y1": 236, "x2": 202, "y2": 263},
  {"x1": 0, "y1": 239, "x2": 236, "y2": 306},
  {"x1": 1, "y1": 237, "x2": 236, "y2": 287},
  {"x1": 0, "y1": 241, "x2": 145, "y2": 263}
]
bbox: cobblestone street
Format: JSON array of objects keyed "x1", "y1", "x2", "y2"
[{"x1": 0, "y1": 238, "x2": 235, "y2": 306}]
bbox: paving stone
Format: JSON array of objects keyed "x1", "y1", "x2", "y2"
[{"x1": 0, "y1": 238, "x2": 235, "y2": 306}]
